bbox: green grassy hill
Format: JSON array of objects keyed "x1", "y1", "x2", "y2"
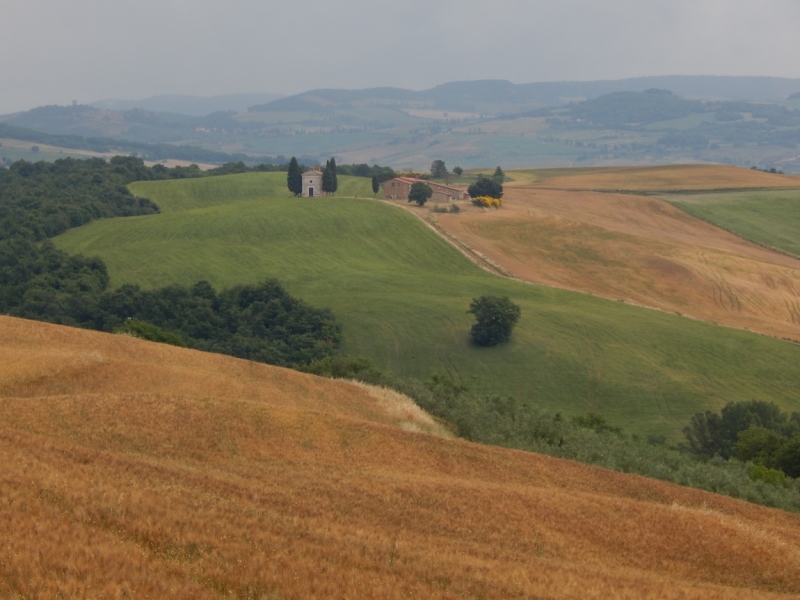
[
  {"x1": 667, "y1": 189, "x2": 800, "y2": 257},
  {"x1": 54, "y1": 172, "x2": 800, "y2": 439}
]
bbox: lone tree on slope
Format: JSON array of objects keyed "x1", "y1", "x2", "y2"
[
  {"x1": 493, "y1": 165, "x2": 505, "y2": 182},
  {"x1": 408, "y1": 181, "x2": 433, "y2": 206},
  {"x1": 467, "y1": 295, "x2": 521, "y2": 347},
  {"x1": 287, "y1": 157, "x2": 302, "y2": 196},
  {"x1": 467, "y1": 177, "x2": 503, "y2": 200},
  {"x1": 372, "y1": 175, "x2": 380, "y2": 197}
]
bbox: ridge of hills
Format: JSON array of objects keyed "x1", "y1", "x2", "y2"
[
  {"x1": 91, "y1": 93, "x2": 285, "y2": 116},
  {"x1": 3, "y1": 315, "x2": 800, "y2": 598},
  {"x1": 5, "y1": 76, "x2": 800, "y2": 171},
  {"x1": 249, "y1": 76, "x2": 800, "y2": 114}
]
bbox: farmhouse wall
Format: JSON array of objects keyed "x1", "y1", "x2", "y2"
[
  {"x1": 383, "y1": 178, "x2": 413, "y2": 200},
  {"x1": 382, "y1": 177, "x2": 467, "y2": 202}
]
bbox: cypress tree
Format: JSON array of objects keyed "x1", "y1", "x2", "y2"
[
  {"x1": 287, "y1": 157, "x2": 302, "y2": 196},
  {"x1": 329, "y1": 157, "x2": 338, "y2": 196},
  {"x1": 371, "y1": 175, "x2": 379, "y2": 197},
  {"x1": 321, "y1": 159, "x2": 333, "y2": 195}
]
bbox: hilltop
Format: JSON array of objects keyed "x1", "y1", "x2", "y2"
[{"x1": 2, "y1": 315, "x2": 800, "y2": 598}]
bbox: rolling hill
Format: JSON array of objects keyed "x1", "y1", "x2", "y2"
[
  {"x1": 52, "y1": 171, "x2": 800, "y2": 440},
  {"x1": 3, "y1": 315, "x2": 800, "y2": 598},
  {"x1": 433, "y1": 166, "x2": 800, "y2": 342}
]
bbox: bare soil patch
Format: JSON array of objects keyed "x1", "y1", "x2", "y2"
[
  {"x1": 3, "y1": 317, "x2": 800, "y2": 598},
  {"x1": 437, "y1": 187, "x2": 800, "y2": 341},
  {"x1": 510, "y1": 164, "x2": 800, "y2": 191}
]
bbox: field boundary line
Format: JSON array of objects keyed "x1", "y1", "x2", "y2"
[
  {"x1": 664, "y1": 199, "x2": 800, "y2": 262},
  {"x1": 374, "y1": 199, "x2": 513, "y2": 279}
]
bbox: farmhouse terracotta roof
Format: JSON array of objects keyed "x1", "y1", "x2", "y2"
[{"x1": 392, "y1": 177, "x2": 463, "y2": 194}]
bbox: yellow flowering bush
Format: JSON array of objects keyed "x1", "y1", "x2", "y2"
[{"x1": 472, "y1": 196, "x2": 502, "y2": 208}]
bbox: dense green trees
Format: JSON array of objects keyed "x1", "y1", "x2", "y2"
[
  {"x1": 287, "y1": 156, "x2": 302, "y2": 196},
  {"x1": 98, "y1": 279, "x2": 341, "y2": 367},
  {"x1": 467, "y1": 295, "x2": 521, "y2": 346},
  {"x1": 430, "y1": 159, "x2": 447, "y2": 178},
  {"x1": 467, "y1": 177, "x2": 503, "y2": 200},
  {"x1": 684, "y1": 400, "x2": 800, "y2": 477},
  {"x1": 0, "y1": 156, "x2": 342, "y2": 368},
  {"x1": 335, "y1": 163, "x2": 396, "y2": 182},
  {"x1": 408, "y1": 181, "x2": 432, "y2": 206}
]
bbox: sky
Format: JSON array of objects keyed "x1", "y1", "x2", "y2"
[{"x1": 2, "y1": 0, "x2": 800, "y2": 113}]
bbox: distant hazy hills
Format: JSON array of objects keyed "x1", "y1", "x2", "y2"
[
  {"x1": 4, "y1": 76, "x2": 800, "y2": 171},
  {"x1": 250, "y1": 76, "x2": 800, "y2": 114},
  {"x1": 90, "y1": 93, "x2": 284, "y2": 116}
]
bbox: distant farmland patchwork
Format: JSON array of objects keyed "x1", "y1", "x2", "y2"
[{"x1": 54, "y1": 171, "x2": 800, "y2": 439}]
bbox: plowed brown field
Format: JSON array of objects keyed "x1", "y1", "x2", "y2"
[
  {"x1": 510, "y1": 164, "x2": 800, "y2": 190},
  {"x1": 2, "y1": 317, "x2": 800, "y2": 598},
  {"x1": 437, "y1": 187, "x2": 800, "y2": 341}
]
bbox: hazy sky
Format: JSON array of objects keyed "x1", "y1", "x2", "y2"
[{"x1": 2, "y1": 0, "x2": 800, "y2": 113}]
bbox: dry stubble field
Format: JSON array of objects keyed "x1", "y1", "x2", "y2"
[
  {"x1": 436, "y1": 167, "x2": 800, "y2": 342},
  {"x1": 2, "y1": 316, "x2": 800, "y2": 598},
  {"x1": 509, "y1": 164, "x2": 800, "y2": 190}
]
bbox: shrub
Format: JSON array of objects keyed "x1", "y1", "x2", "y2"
[
  {"x1": 749, "y1": 465, "x2": 788, "y2": 488},
  {"x1": 114, "y1": 318, "x2": 186, "y2": 347},
  {"x1": 449, "y1": 203, "x2": 461, "y2": 213},
  {"x1": 472, "y1": 196, "x2": 502, "y2": 209}
]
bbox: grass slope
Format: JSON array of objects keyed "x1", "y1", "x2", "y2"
[
  {"x1": 668, "y1": 189, "x2": 800, "y2": 258},
  {"x1": 54, "y1": 173, "x2": 800, "y2": 439},
  {"x1": 3, "y1": 316, "x2": 800, "y2": 599}
]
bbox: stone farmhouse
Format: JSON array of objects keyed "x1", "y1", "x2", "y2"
[
  {"x1": 382, "y1": 177, "x2": 468, "y2": 203},
  {"x1": 302, "y1": 166, "x2": 324, "y2": 197}
]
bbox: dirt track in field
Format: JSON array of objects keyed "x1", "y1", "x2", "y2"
[
  {"x1": 437, "y1": 187, "x2": 800, "y2": 342},
  {"x1": 3, "y1": 316, "x2": 800, "y2": 598}
]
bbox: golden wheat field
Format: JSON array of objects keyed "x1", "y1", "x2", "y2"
[
  {"x1": 2, "y1": 317, "x2": 800, "y2": 598},
  {"x1": 437, "y1": 186, "x2": 800, "y2": 342},
  {"x1": 508, "y1": 164, "x2": 800, "y2": 190}
]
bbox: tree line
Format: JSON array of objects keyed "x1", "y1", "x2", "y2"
[{"x1": 0, "y1": 156, "x2": 341, "y2": 367}]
